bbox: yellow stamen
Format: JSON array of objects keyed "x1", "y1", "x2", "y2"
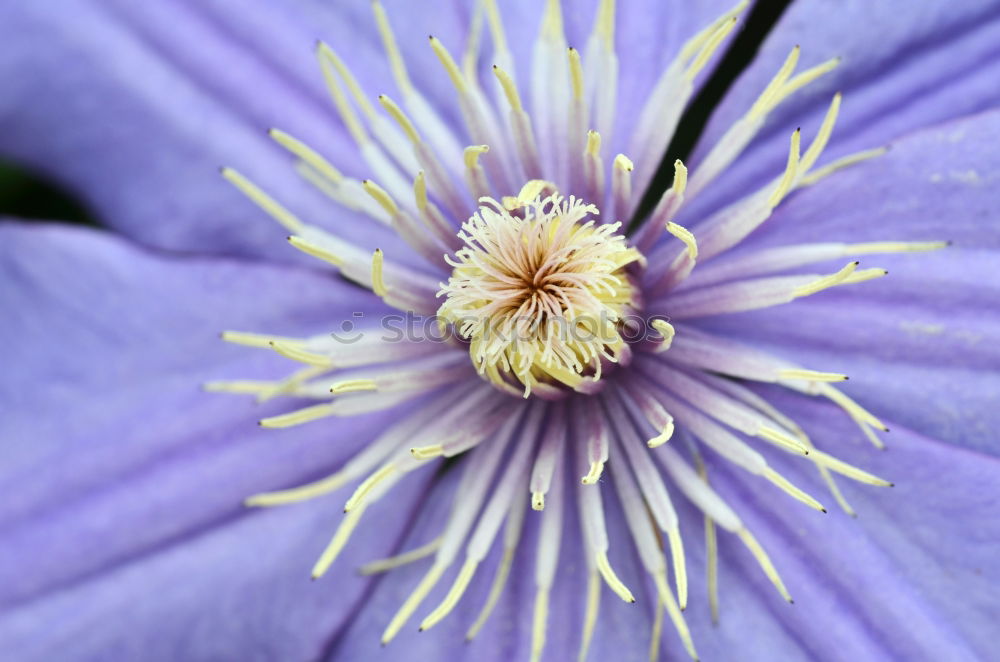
[
  {"x1": 799, "y1": 147, "x2": 888, "y2": 187},
  {"x1": 568, "y1": 47, "x2": 585, "y2": 101},
  {"x1": 694, "y1": 452, "x2": 720, "y2": 623},
  {"x1": 653, "y1": 571, "x2": 698, "y2": 660},
  {"x1": 613, "y1": 153, "x2": 634, "y2": 173},
  {"x1": 706, "y1": 515, "x2": 719, "y2": 623},
  {"x1": 492, "y1": 64, "x2": 523, "y2": 112},
  {"x1": 311, "y1": 504, "x2": 368, "y2": 579},
  {"x1": 793, "y1": 260, "x2": 859, "y2": 297},
  {"x1": 540, "y1": 0, "x2": 565, "y2": 41},
  {"x1": 270, "y1": 340, "x2": 332, "y2": 367},
  {"x1": 377, "y1": 95, "x2": 420, "y2": 145},
  {"x1": 531, "y1": 586, "x2": 551, "y2": 662},
  {"x1": 202, "y1": 380, "x2": 272, "y2": 395},
  {"x1": 596, "y1": 550, "x2": 635, "y2": 602},
  {"x1": 258, "y1": 403, "x2": 337, "y2": 429},
  {"x1": 842, "y1": 267, "x2": 889, "y2": 285},
  {"x1": 330, "y1": 378, "x2": 378, "y2": 395},
  {"x1": 344, "y1": 464, "x2": 397, "y2": 512},
  {"x1": 651, "y1": 319, "x2": 676, "y2": 354},
  {"x1": 322, "y1": 47, "x2": 377, "y2": 120},
  {"x1": 768, "y1": 128, "x2": 801, "y2": 207},
  {"x1": 778, "y1": 368, "x2": 848, "y2": 382},
  {"x1": 593, "y1": 0, "x2": 616, "y2": 49},
  {"x1": 269, "y1": 129, "x2": 344, "y2": 184},
  {"x1": 221, "y1": 168, "x2": 305, "y2": 233},
  {"x1": 315, "y1": 42, "x2": 369, "y2": 146},
  {"x1": 756, "y1": 425, "x2": 810, "y2": 455},
  {"x1": 672, "y1": 159, "x2": 688, "y2": 195},
  {"x1": 750, "y1": 46, "x2": 800, "y2": 120},
  {"x1": 482, "y1": 0, "x2": 510, "y2": 57},
  {"x1": 382, "y1": 563, "x2": 446, "y2": 644},
  {"x1": 220, "y1": 330, "x2": 303, "y2": 349},
  {"x1": 463, "y1": 144, "x2": 489, "y2": 172},
  {"x1": 287, "y1": 235, "x2": 344, "y2": 268},
  {"x1": 578, "y1": 571, "x2": 601, "y2": 662},
  {"x1": 362, "y1": 179, "x2": 399, "y2": 217},
  {"x1": 586, "y1": 130, "x2": 602, "y2": 158},
  {"x1": 410, "y1": 444, "x2": 445, "y2": 460},
  {"x1": 360, "y1": 536, "x2": 443, "y2": 575},
  {"x1": 245, "y1": 469, "x2": 350, "y2": 508},
  {"x1": 256, "y1": 364, "x2": 330, "y2": 404},
  {"x1": 799, "y1": 93, "x2": 841, "y2": 174},
  {"x1": 429, "y1": 36, "x2": 466, "y2": 93},
  {"x1": 466, "y1": 547, "x2": 515, "y2": 640},
  {"x1": 820, "y1": 385, "x2": 889, "y2": 432},
  {"x1": 371, "y1": 249, "x2": 388, "y2": 297},
  {"x1": 763, "y1": 467, "x2": 826, "y2": 512},
  {"x1": 809, "y1": 449, "x2": 894, "y2": 486},
  {"x1": 581, "y1": 461, "x2": 605, "y2": 485},
  {"x1": 667, "y1": 222, "x2": 698, "y2": 259},
  {"x1": 371, "y1": 0, "x2": 414, "y2": 95},
  {"x1": 687, "y1": 17, "x2": 737, "y2": 80},
  {"x1": 419, "y1": 558, "x2": 478, "y2": 631},
  {"x1": 668, "y1": 526, "x2": 688, "y2": 610},
  {"x1": 843, "y1": 240, "x2": 950, "y2": 254},
  {"x1": 680, "y1": 0, "x2": 748, "y2": 60},
  {"x1": 736, "y1": 528, "x2": 793, "y2": 602}
]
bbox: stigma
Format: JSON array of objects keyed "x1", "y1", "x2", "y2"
[{"x1": 439, "y1": 182, "x2": 643, "y2": 397}]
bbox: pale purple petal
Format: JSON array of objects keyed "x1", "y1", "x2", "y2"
[
  {"x1": 688, "y1": 393, "x2": 1000, "y2": 661},
  {"x1": 686, "y1": 0, "x2": 1000, "y2": 220},
  {"x1": 687, "y1": 110, "x2": 1000, "y2": 453},
  {"x1": 0, "y1": 222, "x2": 428, "y2": 660},
  {"x1": 0, "y1": 0, "x2": 473, "y2": 263}
]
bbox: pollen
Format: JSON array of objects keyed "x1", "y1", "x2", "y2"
[{"x1": 438, "y1": 183, "x2": 642, "y2": 396}]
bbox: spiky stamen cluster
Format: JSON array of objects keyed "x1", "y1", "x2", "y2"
[
  {"x1": 210, "y1": 1, "x2": 948, "y2": 660},
  {"x1": 439, "y1": 186, "x2": 642, "y2": 396}
]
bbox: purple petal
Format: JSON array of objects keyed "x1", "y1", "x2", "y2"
[
  {"x1": 0, "y1": 0, "x2": 473, "y2": 262},
  {"x1": 0, "y1": 222, "x2": 425, "y2": 659},
  {"x1": 686, "y1": 0, "x2": 1000, "y2": 219},
  {"x1": 688, "y1": 110, "x2": 1000, "y2": 453},
  {"x1": 328, "y1": 453, "x2": 656, "y2": 662},
  {"x1": 687, "y1": 393, "x2": 1000, "y2": 661},
  {"x1": 0, "y1": 0, "x2": 737, "y2": 261}
]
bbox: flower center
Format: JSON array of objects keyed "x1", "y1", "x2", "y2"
[{"x1": 438, "y1": 181, "x2": 643, "y2": 397}]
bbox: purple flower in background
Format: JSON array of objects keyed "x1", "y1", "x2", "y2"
[{"x1": 2, "y1": 1, "x2": 1000, "y2": 661}]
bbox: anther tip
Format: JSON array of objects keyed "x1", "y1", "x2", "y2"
[
  {"x1": 821, "y1": 508, "x2": 828, "y2": 514},
  {"x1": 418, "y1": 627, "x2": 425, "y2": 632},
  {"x1": 888, "y1": 482, "x2": 896, "y2": 488},
  {"x1": 788, "y1": 598, "x2": 795, "y2": 605},
  {"x1": 945, "y1": 240, "x2": 954, "y2": 246}
]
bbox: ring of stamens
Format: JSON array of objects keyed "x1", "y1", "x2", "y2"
[{"x1": 438, "y1": 185, "x2": 642, "y2": 397}]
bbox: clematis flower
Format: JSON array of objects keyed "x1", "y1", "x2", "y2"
[{"x1": 2, "y1": 1, "x2": 1000, "y2": 661}]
